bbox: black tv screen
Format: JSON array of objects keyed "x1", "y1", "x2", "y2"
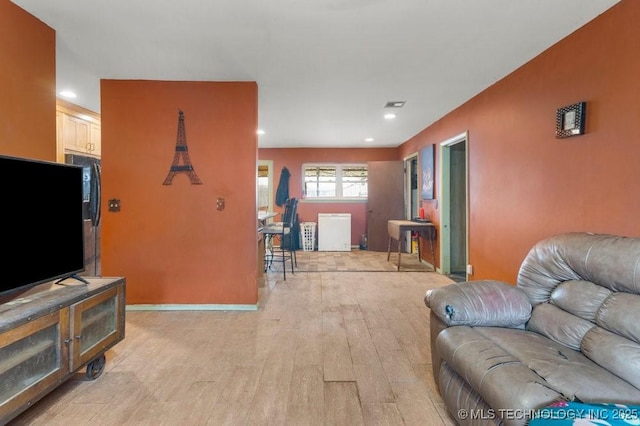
[{"x1": 0, "y1": 155, "x2": 85, "y2": 297}]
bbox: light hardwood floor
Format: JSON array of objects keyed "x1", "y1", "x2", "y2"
[{"x1": 10, "y1": 252, "x2": 457, "y2": 425}]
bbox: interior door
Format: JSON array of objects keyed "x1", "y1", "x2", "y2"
[
  {"x1": 449, "y1": 142, "x2": 467, "y2": 275},
  {"x1": 367, "y1": 161, "x2": 404, "y2": 252},
  {"x1": 440, "y1": 132, "x2": 469, "y2": 280},
  {"x1": 405, "y1": 155, "x2": 419, "y2": 249}
]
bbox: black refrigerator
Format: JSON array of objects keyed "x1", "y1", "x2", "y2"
[{"x1": 65, "y1": 154, "x2": 101, "y2": 277}]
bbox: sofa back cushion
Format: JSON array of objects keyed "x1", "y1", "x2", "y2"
[
  {"x1": 597, "y1": 292, "x2": 640, "y2": 342},
  {"x1": 550, "y1": 280, "x2": 611, "y2": 322},
  {"x1": 527, "y1": 303, "x2": 594, "y2": 350},
  {"x1": 517, "y1": 232, "x2": 640, "y2": 390},
  {"x1": 517, "y1": 233, "x2": 640, "y2": 302}
]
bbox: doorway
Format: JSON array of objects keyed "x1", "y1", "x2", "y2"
[
  {"x1": 439, "y1": 132, "x2": 468, "y2": 281},
  {"x1": 257, "y1": 160, "x2": 274, "y2": 216},
  {"x1": 403, "y1": 154, "x2": 419, "y2": 253}
]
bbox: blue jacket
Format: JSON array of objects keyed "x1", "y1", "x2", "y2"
[{"x1": 275, "y1": 166, "x2": 290, "y2": 207}]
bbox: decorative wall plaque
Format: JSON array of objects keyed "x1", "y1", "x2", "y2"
[{"x1": 556, "y1": 102, "x2": 586, "y2": 138}]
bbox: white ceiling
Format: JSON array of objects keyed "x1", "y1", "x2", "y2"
[{"x1": 13, "y1": 0, "x2": 619, "y2": 148}]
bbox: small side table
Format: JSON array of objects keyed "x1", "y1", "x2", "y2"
[{"x1": 387, "y1": 220, "x2": 436, "y2": 271}]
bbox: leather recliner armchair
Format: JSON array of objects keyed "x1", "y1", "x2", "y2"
[{"x1": 425, "y1": 232, "x2": 640, "y2": 425}]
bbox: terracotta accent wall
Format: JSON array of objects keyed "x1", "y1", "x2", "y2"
[
  {"x1": 0, "y1": 1, "x2": 55, "y2": 160},
  {"x1": 399, "y1": 0, "x2": 640, "y2": 283},
  {"x1": 259, "y1": 148, "x2": 398, "y2": 245},
  {"x1": 101, "y1": 80, "x2": 258, "y2": 305}
]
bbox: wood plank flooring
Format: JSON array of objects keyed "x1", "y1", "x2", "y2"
[
  {"x1": 10, "y1": 251, "x2": 457, "y2": 425},
  {"x1": 290, "y1": 249, "x2": 433, "y2": 272}
]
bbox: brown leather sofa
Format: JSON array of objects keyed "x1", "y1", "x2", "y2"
[{"x1": 425, "y1": 232, "x2": 640, "y2": 425}]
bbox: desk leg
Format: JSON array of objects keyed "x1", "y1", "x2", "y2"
[
  {"x1": 397, "y1": 239, "x2": 401, "y2": 271},
  {"x1": 387, "y1": 237, "x2": 392, "y2": 261}
]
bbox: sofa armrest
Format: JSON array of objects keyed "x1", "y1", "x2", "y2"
[{"x1": 424, "y1": 280, "x2": 532, "y2": 328}]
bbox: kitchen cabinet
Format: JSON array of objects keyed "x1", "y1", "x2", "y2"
[
  {"x1": 0, "y1": 277, "x2": 125, "y2": 423},
  {"x1": 56, "y1": 99, "x2": 101, "y2": 161}
]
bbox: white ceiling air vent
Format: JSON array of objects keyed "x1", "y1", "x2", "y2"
[{"x1": 384, "y1": 101, "x2": 406, "y2": 108}]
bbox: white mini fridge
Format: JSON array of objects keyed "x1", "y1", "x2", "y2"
[{"x1": 318, "y1": 213, "x2": 351, "y2": 251}]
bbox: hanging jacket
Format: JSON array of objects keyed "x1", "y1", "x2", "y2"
[{"x1": 275, "y1": 166, "x2": 291, "y2": 207}]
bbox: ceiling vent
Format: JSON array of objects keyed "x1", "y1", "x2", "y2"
[{"x1": 384, "y1": 101, "x2": 406, "y2": 108}]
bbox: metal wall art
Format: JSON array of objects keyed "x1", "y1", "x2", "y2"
[{"x1": 163, "y1": 109, "x2": 203, "y2": 185}]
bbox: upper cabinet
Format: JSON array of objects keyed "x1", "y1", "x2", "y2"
[{"x1": 56, "y1": 99, "x2": 101, "y2": 162}]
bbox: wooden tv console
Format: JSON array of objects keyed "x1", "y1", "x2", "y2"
[{"x1": 0, "y1": 277, "x2": 125, "y2": 423}]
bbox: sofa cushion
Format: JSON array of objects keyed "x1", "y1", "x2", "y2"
[
  {"x1": 527, "y1": 303, "x2": 594, "y2": 351},
  {"x1": 549, "y1": 280, "x2": 611, "y2": 322},
  {"x1": 436, "y1": 326, "x2": 563, "y2": 412},
  {"x1": 436, "y1": 326, "x2": 640, "y2": 406},
  {"x1": 582, "y1": 326, "x2": 640, "y2": 390},
  {"x1": 596, "y1": 292, "x2": 640, "y2": 344}
]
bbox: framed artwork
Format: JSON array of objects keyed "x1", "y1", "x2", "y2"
[
  {"x1": 556, "y1": 102, "x2": 586, "y2": 138},
  {"x1": 420, "y1": 144, "x2": 434, "y2": 200}
]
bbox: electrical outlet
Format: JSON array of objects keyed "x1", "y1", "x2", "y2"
[
  {"x1": 466, "y1": 264, "x2": 473, "y2": 275},
  {"x1": 108, "y1": 199, "x2": 121, "y2": 212}
]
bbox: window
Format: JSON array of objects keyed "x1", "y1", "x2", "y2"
[{"x1": 303, "y1": 164, "x2": 367, "y2": 200}]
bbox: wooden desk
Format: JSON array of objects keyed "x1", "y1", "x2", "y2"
[{"x1": 387, "y1": 220, "x2": 436, "y2": 271}]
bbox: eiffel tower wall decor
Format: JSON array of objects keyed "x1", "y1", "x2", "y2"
[{"x1": 163, "y1": 109, "x2": 203, "y2": 185}]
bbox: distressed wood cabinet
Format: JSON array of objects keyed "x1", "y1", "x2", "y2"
[{"x1": 0, "y1": 277, "x2": 125, "y2": 423}]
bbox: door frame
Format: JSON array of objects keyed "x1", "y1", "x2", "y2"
[
  {"x1": 258, "y1": 160, "x2": 274, "y2": 215},
  {"x1": 403, "y1": 152, "x2": 419, "y2": 253},
  {"x1": 439, "y1": 131, "x2": 469, "y2": 276}
]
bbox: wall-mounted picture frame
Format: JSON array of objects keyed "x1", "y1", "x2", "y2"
[
  {"x1": 420, "y1": 144, "x2": 434, "y2": 200},
  {"x1": 556, "y1": 101, "x2": 586, "y2": 138}
]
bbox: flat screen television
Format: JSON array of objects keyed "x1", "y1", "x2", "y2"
[{"x1": 0, "y1": 155, "x2": 85, "y2": 299}]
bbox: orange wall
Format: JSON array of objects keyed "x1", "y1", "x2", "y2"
[
  {"x1": 259, "y1": 148, "x2": 397, "y2": 245},
  {"x1": 399, "y1": 0, "x2": 640, "y2": 283},
  {"x1": 7, "y1": 0, "x2": 637, "y2": 295},
  {"x1": 0, "y1": 0, "x2": 56, "y2": 161},
  {"x1": 101, "y1": 80, "x2": 258, "y2": 305}
]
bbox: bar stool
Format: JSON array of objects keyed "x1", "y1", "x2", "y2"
[{"x1": 263, "y1": 198, "x2": 298, "y2": 280}]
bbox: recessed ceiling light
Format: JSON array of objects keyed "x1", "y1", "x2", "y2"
[
  {"x1": 384, "y1": 113, "x2": 396, "y2": 120},
  {"x1": 385, "y1": 101, "x2": 406, "y2": 108},
  {"x1": 256, "y1": 129, "x2": 265, "y2": 135},
  {"x1": 59, "y1": 90, "x2": 77, "y2": 99},
  {"x1": 365, "y1": 138, "x2": 374, "y2": 142}
]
